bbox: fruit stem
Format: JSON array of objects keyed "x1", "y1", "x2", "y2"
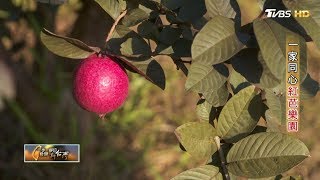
[
  {"x1": 106, "y1": 10, "x2": 128, "y2": 42},
  {"x1": 214, "y1": 136, "x2": 230, "y2": 180},
  {"x1": 98, "y1": 114, "x2": 110, "y2": 125}
]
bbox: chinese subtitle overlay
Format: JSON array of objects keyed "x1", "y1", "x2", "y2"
[{"x1": 286, "y1": 35, "x2": 300, "y2": 132}]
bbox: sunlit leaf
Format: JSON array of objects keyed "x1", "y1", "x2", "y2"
[
  {"x1": 237, "y1": 0, "x2": 262, "y2": 26},
  {"x1": 258, "y1": 52, "x2": 281, "y2": 88},
  {"x1": 254, "y1": 19, "x2": 307, "y2": 81},
  {"x1": 174, "y1": 122, "x2": 218, "y2": 160},
  {"x1": 229, "y1": 67, "x2": 251, "y2": 94},
  {"x1": 227, "y1": 132, "x2": 310, "y2": 178},
  {"x1": 265, "y1": 84, "x2": 286, "y2": 126},
  {"x1": 95, "y1": 0, "x2": 126, "y2": 20},
  {"x1": 122, "y1": 8, "x2": 149, "y2": 27},
  {"x1": 40, "y1": 29, "x2": 99, "y2": 59},
  {"x1": 196, "y1": 99, "x2": 217, "y2": 122},
  {"x1": 186, "y1": 63, "x2": 229, "y2": 107},
  {"x1": 192, "y1": 16, "x2": 244, "y2": 65},
  {"x1": 217, "y1": 86, "x2": 263, "y2": 142},
  {"x1": 171, "y1": 165, "x2": 223, "y2": 180}
]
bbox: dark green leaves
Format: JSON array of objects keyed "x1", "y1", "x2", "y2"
[
  {"x1": 171, "y1": 165, "x2": 223, "y2": 180},
  {"x1": 174, "y1": 122, "x2": 218, "y2": 160},
  {"x1": 118, "y1": 57, "x2": 166, "y2": 90},
  {"x1": 227, "y1": 132, "x2": 310, "y2": 178},
  {"x1": 158, "y1": 26, "x2": 183, "y2": 45},
  {"x1": 95, "y1": 0, "x2": 126, "y2": 20},
  {"x1": 177, "y1": 0, "x2": 206, "y2": 23},
  {"x1": 217, "y1": 86, "x2": 264, "y2": 142},
  {"x1": 192, "y1": 16, "x2": 244, "y2": 65},
  {"x1": 161, "y1": 0, "x2": 183, "y2": 10},
  {"x1": 40, "y1": 29, "x2": 100, "y2": 59},
  {"x1": 230, "y1": 48, "x2": 282, "y2": 88},
  {"x1": 162, "y1": 0, "x2": 206, "y2": 23},
  {"x1": 120, "y1": 37, "x2": 152, "y2": 57}
]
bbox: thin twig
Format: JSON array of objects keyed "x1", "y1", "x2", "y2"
[
  {"x1": 180, "y1": 60, "x2": 192, "y2": 64},
  {"x1": 106, "y1": 10, "x2": 128, "y2": 42},
  {"x1": 214, "y1": 136, "x2": 230, "y2": 180}
]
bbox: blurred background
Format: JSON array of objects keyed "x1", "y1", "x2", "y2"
[{"x1": 0, "y1": 0, "x2": 320, "y2": 179}]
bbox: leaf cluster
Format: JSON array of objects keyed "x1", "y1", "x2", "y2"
[{"x1": 39, "y1": 0, "x2": 320, "y2": 179}]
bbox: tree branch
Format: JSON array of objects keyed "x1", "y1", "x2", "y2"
[
  {"x1": 106, "y1": 10, "x2": 127, "y2": 42},
  {"x1": 214, "y1": 136, "x2": 230, "y2": 180}
]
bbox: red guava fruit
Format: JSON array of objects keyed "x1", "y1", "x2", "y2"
[{"x1": 73, "y1": 55, "x2": 129, "y2": 115}]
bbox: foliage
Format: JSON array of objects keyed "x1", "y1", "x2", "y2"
[{"x1": 38, "y1": 0, "x2": 320, "y2": 179}]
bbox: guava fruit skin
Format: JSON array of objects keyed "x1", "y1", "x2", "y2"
[{"x1": 73, "y1": 55, "x2": 129, "y2": 115}]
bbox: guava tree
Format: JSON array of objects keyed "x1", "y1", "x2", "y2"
[{"x1": 40, "y1": 0, "x2": 320, "y2": 179}]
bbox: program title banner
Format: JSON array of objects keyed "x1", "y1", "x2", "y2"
[{"x1": 24, "y1": 144, "x2": 80, "y2": 163}]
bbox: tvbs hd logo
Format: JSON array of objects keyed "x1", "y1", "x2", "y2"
[{"x1": 265, "y1": 9, "x2": 310, "y2": 18}]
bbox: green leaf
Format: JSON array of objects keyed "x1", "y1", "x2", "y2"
[
  {"x1": 137, "y1": 20, "x2": 160, "y2": 40},
  {"x1": 177, "y1": 0, "x2": 206, "y2": 23},
  {"x1": 258, "y1": 51, "x2": 282, "y2": 88},
  {"x1": 186, "y1": 63, "x2": 229, "y2": 107},
  {"x1": 40, "y1": 29, "x2": 100, "y2": 59},
  {"x1": 182, "y1": 28, "x2": 193, "y2": 41},
  {"x1": 231, "y1": 48, "x2": 263, "y2": 84},
  {"x1": 95, "y1": 0, "x2": 126, "y2": 20},
  {"x1": 196, "y1": 99, "x2": 217, "y2": 122},
  {"x1": 155, "y1": 44, "x2": 174, "y2": 55},
  {"x1": 237, "y1": 0, "x2": 262, "y2": 26},
  {"x1": 174, "y1": 122, "x2": 218, "y2": 160},
  {"x1": 112, "y1": 25, "x2": 133, "y2": 38},
  {"x1": 206, "y1": 84, "x2": 230, "y2": 107},
  {"x1": 265, "y1": 110, "x2": 284, "y2": 133},
  {"x1": 192, "y1": 16, "x2": 244, "y2": 65},
  {"x1": 217, "y1": 86, "x2": 263, "y2": 142},
  {"x1": 121, "y1": 58, "x2": 166, "y2": 90},
  {"x1": 161, "y1": 0, "x2": 183, "y2": 10},
  {"x1": 158, "y1": 26, "x2": 183, "y2": 45},
  {"x1": 227, "y1": 132, "x2": 310, "y2": 178},
  {"x1": 265, "y1": 85, "x2": 286, "y2": 125},
  {"x1": 205, "y1": 0, "x2": 236, "y2": 18},
  {"x1": 171, "y1": 165, "x2": 223, "y2": 180},
  {"x1": 253, "y1": 19, "x2": 307, "y2": 81},
  {"x1": 229, "y1": 67, "x2": 251, "y2": 94},
  {"x1": 122, "y1": 8, "x2": 149, "y2": 27},
  {"x1": 120, "y1": 37, "x2": 152, "y2": 57},
  {"x1": 172, "y1": 38, "x2": 192, "y2": 57},
  {"x1": 283, "y1": 0, "x2": 320, "y2": 49}
]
